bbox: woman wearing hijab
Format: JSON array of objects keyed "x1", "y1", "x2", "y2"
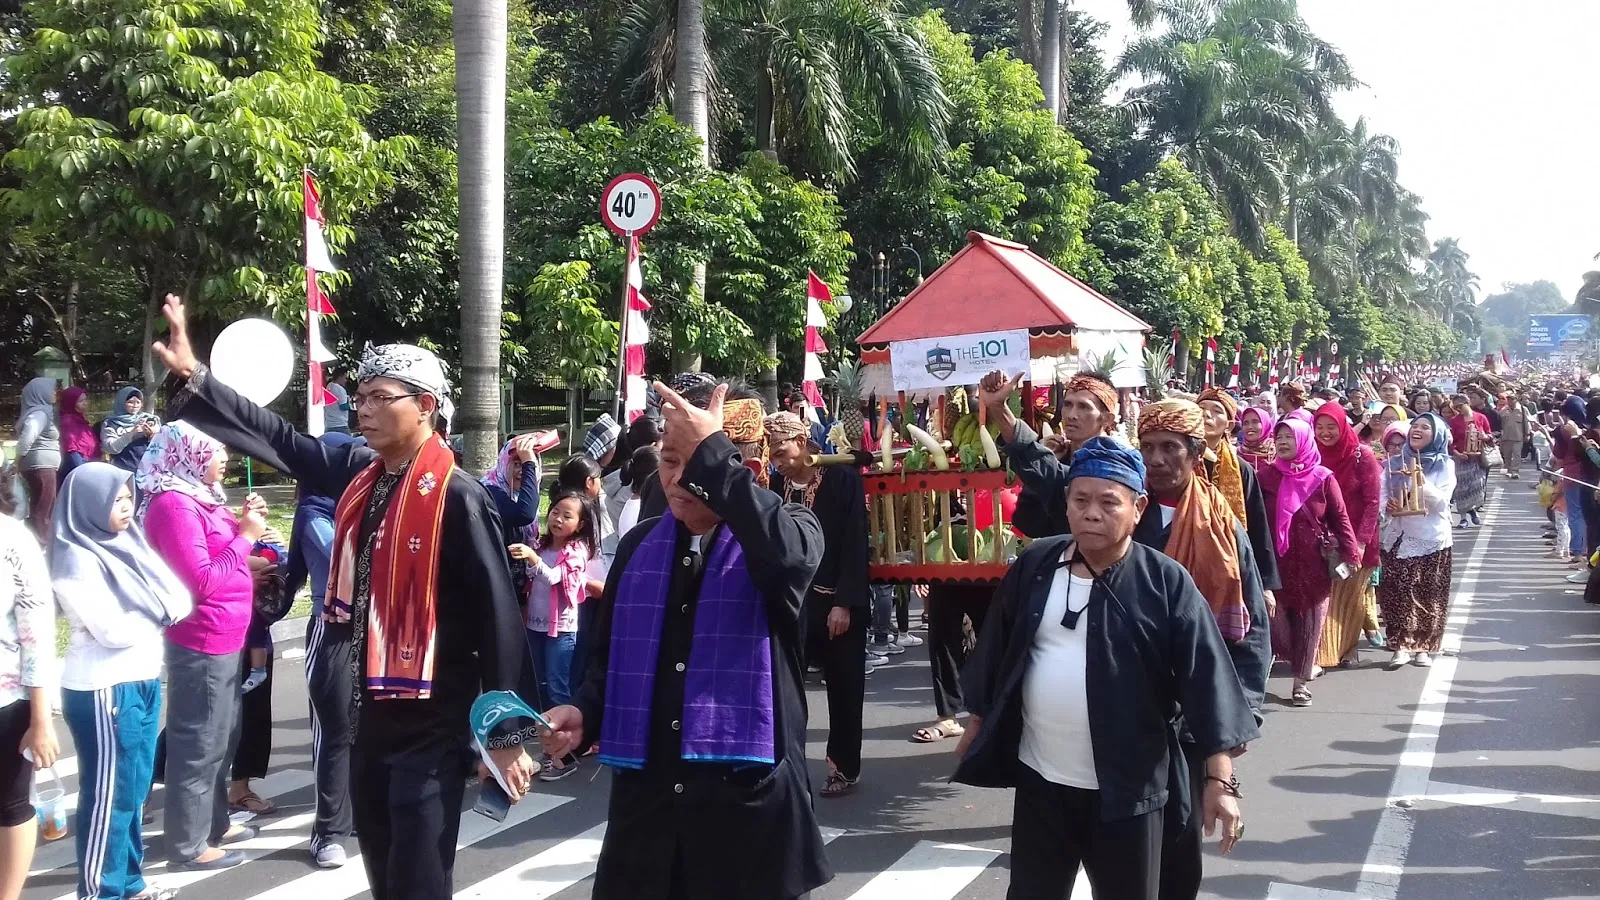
[
  {"x1": 1445, "y1": 394, "x2": 1492, "y2": 529},
  {"x1": 14, "y1": 376, "x2": 61, "y2": 537},
  {"x1": 58, "y1": 386, "x2": 102, "y2": 479},
  {"x1": 1257, "y1": 417, "x2": 1359, "y2": 707},
  {"x1": 1378, "y1": 415, "x2": 1457, "y2": 668},
  {"x1": 1361, "y1": 404, "x2": 1408, "y2": 451},
  {"x1": 51, "y1": 462, "x2": 192, "y2": 900},
  {"x1": 100, "y1": 387, "x2": 162, "y2": 473},
  {"x1": 1312, "y1": 406, "x2": 1383, "y2": 670},
  {"x1": 288, "y1": 433, "x2": 362, "y2": 869},
  {"x1": 138, "y1": 422, "x2": 267, "y2": 870},
  {"x1": 1237, "y1": 406, "x2": 1277, "y2": 474}
]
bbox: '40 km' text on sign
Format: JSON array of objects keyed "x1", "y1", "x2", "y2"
[{"x1": 889, "y1": 329, "x2": 1032, "y2": 391}]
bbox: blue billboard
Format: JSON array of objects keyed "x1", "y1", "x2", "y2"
[{"x1": 1527, "y1": 315, "x2": 1591, "y2": 350}]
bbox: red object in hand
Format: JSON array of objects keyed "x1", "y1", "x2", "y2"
[{"x1": 525, "y1": 430, "x2": 561, "y2": 453}]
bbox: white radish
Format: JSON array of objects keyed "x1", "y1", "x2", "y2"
[
  {"x1": 879, "y1": 408, "x2": 894, "y2": 471},
  {"x1": 905, "y1": 424, "x2": 951, "y2": 470},
  {"x1": 1038, "y1": 420, "x2": 1055, "y2": 440},
  {"x1": 977, "y1": 422, "x2": 1002, "y2": 469}
]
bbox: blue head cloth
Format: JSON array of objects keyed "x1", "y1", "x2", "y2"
[
  {"x1": 1067, "y1": 436, "x2": 1147, "y2": 497},
  {"x1": 1405, "y1": 412, "x2": 1452, "y2": 474}
]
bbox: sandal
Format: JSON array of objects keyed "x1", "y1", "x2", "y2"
[
  {"x1": 911, "y1": 719, "x2": 964, "y2": 743},
  {"x1": 1291, "y1": 685, "x2": 1313, "y2": 707},
  {"x1": 821, "y1": 769, "x2": 860, "y2": 798},
  {"x1": 228, "y1": 791, "x2": 275, "y2": 816}
]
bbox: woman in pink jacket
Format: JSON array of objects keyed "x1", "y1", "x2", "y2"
[{"x1": 139, "y1": 423, "x2": 267, "y2": 871}]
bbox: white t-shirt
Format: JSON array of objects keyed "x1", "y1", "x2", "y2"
[{"x1": 1018, "y1": 567, "x2": 1099, "y2": 789}]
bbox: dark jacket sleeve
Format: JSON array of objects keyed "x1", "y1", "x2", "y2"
[
  {"x1": 1230, "y1": 521, "x2": 1271, "y2": 722},
  {"x1": 680, "y1": 433, "x2": 823, "y2": 626},
  {"x1": 448, "y1": 478, "x2": 525, "y2": 700},
  {"x1": 636, "y1": 471, "x2": 666, "y2": 521},
  {"x1": 1166, "y1": 568, "x2": 1260, "y2": 757},
  {"x1": 820, "y1": 466, "x2": 870, "y2": 610},
  {"x1": 166, "y1": 365, "x2": 374, "y2": 500},
  {"x1": 1239, "y1": 464, "x2": 1280, "y2": 591},
  {"x1": 1001, "y1": 420, "x2": 1071, "y2": 513}
]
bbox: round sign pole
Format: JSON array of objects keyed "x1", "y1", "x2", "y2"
[{"x1": 600, "y1": 174, "x2": 661, "y2": 425}]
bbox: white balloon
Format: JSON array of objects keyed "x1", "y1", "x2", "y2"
[{"x1": 210, "y1": 318, "x2": 295, "y2": 406}]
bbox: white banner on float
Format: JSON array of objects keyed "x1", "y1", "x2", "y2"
[{"x1": 889, "y1": 329, "x2": 1032, "y2": 392}]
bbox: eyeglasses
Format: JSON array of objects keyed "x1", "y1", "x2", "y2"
[{"x1": 351, "y1": 391, "x2": 425, "y2": 410}]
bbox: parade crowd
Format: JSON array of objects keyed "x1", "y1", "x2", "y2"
[{"x1": 0, "y1": 299, "x2": 1584, "y2": 900}]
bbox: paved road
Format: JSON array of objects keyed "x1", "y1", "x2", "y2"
[{"x1": 20, "y1": 481, "x2": 1599, "y2": 899}]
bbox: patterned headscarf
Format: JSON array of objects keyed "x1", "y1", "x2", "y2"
[
  {"x1": 584, "y1": 414, "x2": 622, "y2": 461},
  {"x1": 135, "y1": 421, "x2": 229, "y2": 513},
  {"x1": 722, "y1": 398, "x2": 770, "y2": 488},
  {"x1": 1197, "y1": 387, "x2": 1238, "y2": 422},
  {"x1": 1065, "y1": 374, "x2": 1120, "y2": 428},
  {"x1": 356, "y1": 342, "x2": 454, "y2": 433},
  {"x1": 482, "y1": 438, "x2": 543, "y2": 499},
  {"x1": 1196, "y1": 392, "x2": 1248, "y2": 522},
  {"x1": 763, "y1": 411, "x2": 810, "y2": 447}
]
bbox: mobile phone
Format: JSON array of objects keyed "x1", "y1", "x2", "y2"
[{"x1": 473, "y1": 780, "x2": 513, "y2": 822}]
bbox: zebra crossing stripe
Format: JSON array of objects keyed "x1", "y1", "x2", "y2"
[
  {"x1": 29, "y1": 767, "x2": 316, "y2": 877},
  {"x1": 235, "y1": 793, "x2": 574, "y2": 900},
  {"x1": 841, "y1": 840, "x2": 1001, "y2": 900},
  {"x1": 453, "y1": 822, "x2": 608, "y2": 899}
]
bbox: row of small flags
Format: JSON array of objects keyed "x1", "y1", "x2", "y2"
[{"x1": 1170, "y1": 330, "x2": 1463, "y2": 391}]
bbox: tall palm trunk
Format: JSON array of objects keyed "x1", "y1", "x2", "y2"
[
  {"x1": 671, "y1": 0, "x2": 711, "y2": 372},
  {"x1": 454, "y1": 0, "x2": 508, "y2": 473},
  {"x1": 1038, "y1": 0, "x2": 1063, "y2": 123}
]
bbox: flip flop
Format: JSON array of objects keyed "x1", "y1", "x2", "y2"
[{"x1": 228, "y1": 791, "x2": 275, "y2": 816}]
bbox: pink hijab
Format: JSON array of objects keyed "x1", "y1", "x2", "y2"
[
  {"x1": 58, "y1": 386, "x2": 100, "y2": 458},
  {"x1": 1270, "y1": 417, "x2": 1333, "y2": 556}
]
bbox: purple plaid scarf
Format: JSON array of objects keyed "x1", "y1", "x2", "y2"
[{"x1": 599, "y1": 512, "x2": 776, "y2": 770}]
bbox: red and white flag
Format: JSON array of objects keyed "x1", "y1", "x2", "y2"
[
  {"x1": 1166, "y1": 330, "x2": 1181, "y2": 371},
  {"x1": 622, "y1": 235, "x2": 652, "y2": 423},
  {"x1": 802, "y1": 272, "x2": 830, "y2": 417},
  {"x1": 1204, "y1": 338, "x2": 1217, "y2": 387},
  {"x1": 1328, "y1": 342, "x2": 1340, "y2": 383},
  {"x1": 1254, "y1": 347, "x2": 1267, "y2": 389},
  {"x1": 1227, "y1": 343, "x2": 1241, "y2": 389},
  {"x1": 304, "y1": 171, "x2": 339, "y2": 437},
  {"x1": 1268, "y1": 347, "x2": 1281, "y2": 387}
]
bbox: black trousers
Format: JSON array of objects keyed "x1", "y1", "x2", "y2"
[
  {"x1": 306, "y1": 617, "x2": 354, "y2": 844},
  {"x1": 350, "y1": 738, "x2": 470, "y2": 900},
  {"x1": 926, "y1": 584, "x2": 991, "y2": 718},
  {"x1": 804, "y1": 599, "x2": 867, "y2": 779},
  {"x1": 1009, "y1": 763, "x2": 1162, "y2": 900},
  {"x1": 230, "y1": 653, "x2": 273, "y2": 781},
  {"x1": 1158, "y1": 746, "x2": 1206, "y2": 900}
]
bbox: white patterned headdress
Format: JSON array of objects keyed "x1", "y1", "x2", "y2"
[{"x1": 357, "y1": 343, "x2": 455, "y2": 434}]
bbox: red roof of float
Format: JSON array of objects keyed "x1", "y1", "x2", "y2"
[{"x1": 856, "y1": 231, "x2": 1151, "y2": 346}]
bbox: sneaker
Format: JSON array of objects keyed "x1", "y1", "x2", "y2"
[
  {"x1": 894, "y1": 632, "x2": 924, "y2": 648},
  {"x1": 863, "y1": 660, "x2": 876, "y2": 677},
  {"x1": 312, "y1": 840, "x2": 347, "y2": 868},
  {"x1": 1411, "y1": 651, "x2": 1433, "y2": 667},
  {"x1": 538, "y1": 754, "x2": 580, "y2": 782},
  {"x1": 878, "y1": 639, "x2": 906, "y2": 655},
  {"x1": 1456, "y1": 519, "x2": 1470, "y2": 529},
  {"x1": 866, "y1": 653, "x2": 887, "y2": 667},
  {"x1": 1387, "y1": 650, "x2": 1413, "y2": 669},
  {"x1": 1469, "y1": 512, "x2": 1481, "y2": 526},
  {"x1": 1567, "y1": 569, "x2": 1590, "y2": 584}
]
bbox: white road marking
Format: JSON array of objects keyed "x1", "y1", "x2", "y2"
[
  {"x1": 1423, "y1": 781, "x2": 1600, "y2": 821},
  {"x1": 242, "y1": 793, "x2": 574, "y2": 900},
  {"x1": 1265, "y1": 883, "x2": 1363, "y2": 900},
  {"x1": 843, "y1": 840, "x2": 1002, "y2": 900},
  {"x1": 1353, "y1": 491, "x2": 1501, "y2": 900},
  {"x1": 453, "y1": 822, "x2": 607, "y2": 900}
]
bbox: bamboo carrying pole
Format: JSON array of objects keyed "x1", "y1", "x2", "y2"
[{"x1": 865, "y1": 487, "x2": 882, "y2": 564}]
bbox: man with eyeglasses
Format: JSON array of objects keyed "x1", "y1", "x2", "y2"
[{"x1": 150, "y1": 295, "x2": 534, "y2": 900}]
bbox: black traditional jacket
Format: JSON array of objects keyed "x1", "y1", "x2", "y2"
[
  {"x1": 571, "y1": 433, "x2": 830, "y2": 900},
  {"x1": 953, "y1": 538, "x2": 1259, "y2": 822}
]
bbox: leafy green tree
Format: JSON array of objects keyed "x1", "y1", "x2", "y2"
[
  {"x1": 1478, "y1": 280, "x2": 1566, "y2": 359},
  {"x1": 3, "y1": 0, "x2": 406, "y2": 391}
]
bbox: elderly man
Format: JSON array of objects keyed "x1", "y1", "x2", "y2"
[
  {"x1": 149, "y1": 296, "x2": 533, "y2": 899},
  {"x1": 541, "y1": 383, "x2": 831, "y2": 900},
  {"x1": 1135, "y1": 399, "x2": 1273, "y2": 900},
  {"x1": 767, "y1": 410, "x2": 870, "y2": 795},
  {"x1": 954, "y1": 438, "x2": 1257, "y2": 900}
]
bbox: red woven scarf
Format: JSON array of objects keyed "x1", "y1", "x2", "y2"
[{"x1": 326, "y1": 435, "x2": 454, "y2": 700}]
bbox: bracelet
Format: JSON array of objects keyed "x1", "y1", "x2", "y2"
[{"x1": 1205, "y1": 774, "x2": 1242, "y2": 798}]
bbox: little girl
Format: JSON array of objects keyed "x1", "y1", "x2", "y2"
[{"x1": 509, "y1": 487, "x2": 605, "y2": 780}]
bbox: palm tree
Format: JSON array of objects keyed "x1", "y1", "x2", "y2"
[
  {"x1": 675, "y1": 0, "x2": 712, "y2": 163},
  {"x1": 614, "y1": 0, "x2": 948, "y2": 181},
  {"x1": 1118, "y1": 0, "x2": 1357, "y2": 248},
  {"x1": 1421, "y1": 237, "x2": 1481, "y2": 331},
  {"x1": 454, "y1": 0, "x2": 509, "y2": 472},
  {"x1": 1017, "y1": 0, "x2": 1156, "y2": 122}
]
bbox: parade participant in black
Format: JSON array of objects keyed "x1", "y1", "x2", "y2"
[
  {"x1": 540, "y1": 380, "x2": 830, "y2": 900},
  {"x1": 954, "y1": 438, "x2": 1256, "y2": 900},
  {"x1": 767, "y1": 410, "x2": 870, "y2": 797},
  {"x1": 983, "y1": 369, "x2": 1121, "y2": 539},
  {"x1": 1195, "y1": 387, "x2": 1281, "y2": 602},
  {"x1": 148, "y1": 295, "x2": 534, "y2": 899},
  {"x1": 1135, "y1": 400, "x2": 1271, "y2": 900}
]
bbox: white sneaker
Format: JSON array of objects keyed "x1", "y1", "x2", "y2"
[
  {"x1": 866, "y1": 653, "x2": 887, "y2": 667},
  {"x1": 863, "y1": 660, "x2": 876, "y2": 676},
  {"x1": 894, "y1": 632, "x2": 924, "y2": 648},
  {"x1": 1566, "y1": 569, "x2": 1590, "y2": 584},
  {"x1": 1387, "y1": 650, "x2": 1413, "y2": 669},
  {"x1": 1411, "y1": 651, "x2": 1433, "y2": 667},
  {"x1": 313, "y1": 840, "x2": 347, "y2": 868}
]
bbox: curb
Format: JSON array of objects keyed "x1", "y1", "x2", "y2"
[{"x1": 271, "y1": 615, "x2": 311, "y2": 660}]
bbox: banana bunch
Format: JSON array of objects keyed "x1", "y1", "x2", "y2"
[{"x1": 949, "y1": 414, "x2": 1003, "y2": 470}]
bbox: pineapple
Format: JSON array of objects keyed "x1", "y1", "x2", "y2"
[
  {"x1": 1143, "y1": 347, "x2": 1171, "y2": 401},
  {"x1": 833, "y1": 361, "x2": 865, "y2": 450}
]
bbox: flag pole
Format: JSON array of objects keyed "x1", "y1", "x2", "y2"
[{"x1": 613, "y1": 231, "x2": 634, "y2": 426}]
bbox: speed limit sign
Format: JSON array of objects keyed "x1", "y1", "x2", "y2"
[{"x1": 600, "y1": 173, "x2": 662, "y2": 236}]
